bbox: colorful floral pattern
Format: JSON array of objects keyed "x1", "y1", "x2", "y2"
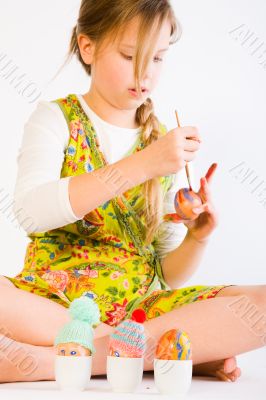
[{"x1": 4, "y1": 93, "x2": 233, "y2": 327}]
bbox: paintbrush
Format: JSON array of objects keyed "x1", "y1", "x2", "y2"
[{"x1": 174, "y1": 110, "x2": 202, "y2": 191}]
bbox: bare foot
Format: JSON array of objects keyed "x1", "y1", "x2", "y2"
[{"x1": 193, "y1": 356, "x2": 241, "y2": 382}]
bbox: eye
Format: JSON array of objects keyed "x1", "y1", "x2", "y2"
[
  {"x1": 121, "y1": 53, "x2": 163, "y2": 63},
  {"x1": 60, "y1": 349, "x2": 65, "y2": 355},
  {"x1": 121, "y1": 53, "x2": 131, "y2": 60},
  {"x1": 70, "y1": 351, "x2": 77, "y2": 355}
]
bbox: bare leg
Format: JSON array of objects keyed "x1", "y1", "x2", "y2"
[
  {"x1": 0, "y1": 283, "x2": 265, "y2": 382},
  {"x1": 0, "y1": 276, "x2": 71, "y2": 345},
  {"x1": 190, "y1": 284, "x2": 266, "y2": 381},
  {"x1": 141, "y1": 287, "x2": 266, "y2": 368},
  {"x1": 0, "y1": 335, "x2": 109, "y2": 383},
  {"x1": 0, "y1": 334, "x2": 55, "y2": 383},
  {"x1": 0, "y1": 276, "x2": 112, "y2": 345}
]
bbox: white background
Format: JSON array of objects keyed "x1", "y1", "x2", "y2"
[{"x1": 0, "y1": 0, "x2": 265, "y2": 369}]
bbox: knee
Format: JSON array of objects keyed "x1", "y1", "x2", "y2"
[
  {"x1": 0, "y1": 276, "x2": 15, "y2": 288},
  {"x1": 230, "y1": 285, "x2": 266, "y2": 308}
]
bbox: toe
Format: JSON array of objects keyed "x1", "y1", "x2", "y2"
[
  {"x1": 223, "y1": 357, "x2": 237, "y2": 374},
  {"x1": 226, "y1": 367, "x2": 242, "y2": 382},
  {"x1": 215, "y1": 357, "x2": 241, "y2": 383}
]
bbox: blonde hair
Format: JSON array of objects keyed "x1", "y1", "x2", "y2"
[{"x1": 55, "y1": 0, "x2": 182, "y2": 246}]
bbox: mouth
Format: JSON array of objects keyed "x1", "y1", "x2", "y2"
[{"x1": 128, "y1": 88, "x2": 148, "y2": 96}]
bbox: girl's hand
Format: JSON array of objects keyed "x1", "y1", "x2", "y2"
[
  {"x1": 142, "y1": 126, "x2": 201, "y2": 179},
  {"x1": 164, "y1": 163, "x2": 219, "y2": 243}
]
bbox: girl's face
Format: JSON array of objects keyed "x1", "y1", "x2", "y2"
[{"x1": 90, "y1": 16, "x2": 172, "y2": 111}]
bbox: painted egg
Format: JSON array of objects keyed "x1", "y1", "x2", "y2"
[
  {"x1": 109, "y1": 346, "x2": 122, "y2": 357},
  {"x1": 174, "y1": 188, "x2": 202, "y2": 221},
  {"x1": 55, "y1": 342, "x2": 91, "y2": 356},
  {"x1": 155, "y1": 329, "x2": 192, "y2": 360},
  {"x1": 108, "y1": 310, "x2": 147, "y2": 358}
]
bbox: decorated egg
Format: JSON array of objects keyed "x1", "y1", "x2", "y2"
[
  {"x1": 155, "y1": 329, "x2": 192, "y2": 360},
  {"x1": 108, "y1": 309, "x2": 147, "y2": 358},
  {"x1": 174, "y1": 188, "x2": 203, "y2": 221},
  {"x1": 55, "y1": 342, "x2": 91, "y2": 356}
]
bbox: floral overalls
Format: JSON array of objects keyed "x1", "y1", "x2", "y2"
[{"x1": 4, "y1": 94, "x2": 233, "y2": 327}]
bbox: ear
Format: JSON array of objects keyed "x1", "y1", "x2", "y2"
[{"x1": 77, "y1": 34, "x2": 95, "y2": 65}]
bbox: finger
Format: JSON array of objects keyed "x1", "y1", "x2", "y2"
[
  {"x1": 164, "y1": 213, "x2": 193, "y2": 224},
  {"x1": 197, "y1": 178, "x2": 210, "y2": 204},
  {"x1": 205, "y1": 163, "x2": 218, "y2": 184},
  {"x1": 184, "y1": 150, "x2": 197, "y2": 162},
  {"x1": 206, "y1": 163, "x2": 217, "y2": 179},
  {"x1": 181, "y1": 127, "x2": 202, "y2": 143},
  {"x1": 201, "y1": 177, "x2": 211, "y2": 197},
  {"x1": 163, "y1": 213, "x2": 187, "y2": 223},
  {"x1": 189, "y1": 135, "x2": 202, "y2": 143},
  {"x1": 192, "y1": 202, "x2": 209, "y2": 214},
  {"x1": 184, "y1": 138, "x2": 201, "y2": 152},
  {"x1": 202, "y1": 202, "x2": 217, "y2": 217}
]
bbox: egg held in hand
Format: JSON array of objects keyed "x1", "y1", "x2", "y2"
[{"x1": 174, "y1": 188, "x2": 203, "y2": 221}]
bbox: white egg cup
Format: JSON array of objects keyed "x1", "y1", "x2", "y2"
[
  {"x1": 154, "y1": 358, "x2": 192, "y2": 398},
  {"x1": 107, "y1": 356, "x2": 144, "y2": 393},
  {"x1": 54, "y1": 355, "x2": 92, "y2": 391}
]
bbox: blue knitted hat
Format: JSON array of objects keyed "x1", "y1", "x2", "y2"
[{"x1": 54, "y1": 296, "x2": 101, "y2": 354}]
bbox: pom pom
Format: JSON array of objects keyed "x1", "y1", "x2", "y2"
[
  {"x1": 69, "y1": 296, "x2": 100, "y2": 325},
  {"x1": 131, "y1": 309, "x2": 146, "y2": 323}
]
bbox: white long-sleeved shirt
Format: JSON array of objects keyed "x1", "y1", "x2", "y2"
[{"x1": 12, "y1": 93, "x2": 195, "y2": 260}]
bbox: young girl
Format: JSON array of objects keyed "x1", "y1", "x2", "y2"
[{"x1": 0, "y1": 0, "x2": 265, "y2": 384}]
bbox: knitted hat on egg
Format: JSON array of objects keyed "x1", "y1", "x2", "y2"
[
  {"x1": 54, "y1": 296, "x2": 101, "y2": 354},
  {"x1": 109, "y1": 309, "x2": 147, "y2": 357}
]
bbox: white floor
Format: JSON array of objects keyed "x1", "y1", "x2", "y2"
[{"x1": 0, "y1": 351, "x2": 265, "y2": 400}]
